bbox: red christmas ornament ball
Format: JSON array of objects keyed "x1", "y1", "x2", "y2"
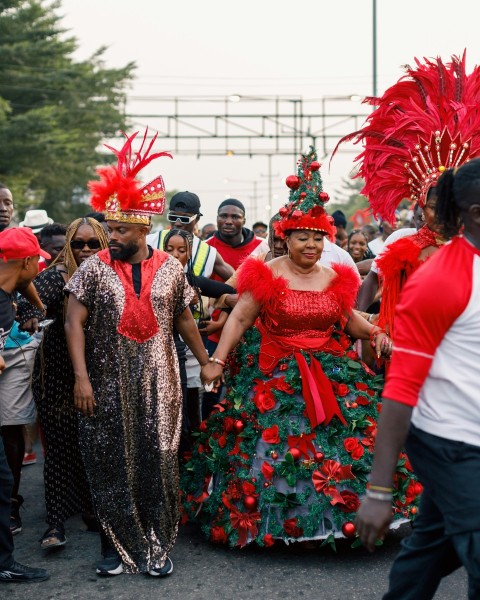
[
  {"x1": 234, "y1": 419, "x2": 245, "y2": 433},
  {"x1": 314, "y1": 451, "x2": 324, "y2": 462},
  {"x1": 319, "y1": 191, "x2": 330, "y2": 202},
  {"x1": 299, "y1": 192, "x2": 307, "y2": 199},
  {"x1": 342, "y1": 522, "x2": 356, "y2": 538},
  {"x1": 310, "y1": 161, "x2": 321, "y2": 171},
  {"x1": 263, "y1": 482, "x2": 270, "y2": 488},
  {"x1": 271, "y1": 451, "x2": 279, "y2": 460},
  {"x1": 288, "y1": 448, "x2": 301, "y2": 461},
  {"x1": 286, "y1": 175, "x2": 301, "y2": 190},
  {"x1": 243, "y1": 495, "x2": 258, "y2": 511}
]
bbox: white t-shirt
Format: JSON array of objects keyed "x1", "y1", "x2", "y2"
[
  {"x1": 320, "y1": 238, "x2": 361, "y2": 281},
  {"x1": 368, "y1": 236, "x2": 385, "y2": 257}
]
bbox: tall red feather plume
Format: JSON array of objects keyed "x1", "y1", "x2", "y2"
[
  {"x1": 88, "y1": 129, "x2": 172, "y2": 215},
  {"x1": 333, "y1": 52, "x2": 480, "y2": 223}
]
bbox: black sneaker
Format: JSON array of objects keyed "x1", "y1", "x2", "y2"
[
  {"x1": 0, "y1": 561, "x2": 49, "y2": 583},
  {"x1": 148, "y1": 556, "x2": 173, "y2": 577},
  {"x1": 96, "y1": 548, "x2": 123, "y2": 576},
  {"x1": 10, "y1": 495, "x2": 24, "y2": 536}
]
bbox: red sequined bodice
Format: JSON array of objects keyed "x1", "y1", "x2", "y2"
[{"x1": 262, "y1": 288, "x2": 342, "y2": 340}]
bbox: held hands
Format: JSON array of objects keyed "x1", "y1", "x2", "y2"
[
  {"x1": 355, "y1": 498, "x2": 393, "y2": 552},
  {"x1": 370, "y1": 330, "x2": 393, "y2": 359},
  {"x1": 200, "y1": 361, "x2": 224, "y2": 392},
  {"x1": 73, "y1": 376, "x2": 96, "y2": 417}
]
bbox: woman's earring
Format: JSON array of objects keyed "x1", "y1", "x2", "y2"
[{"x1": 287, "y1": 249, "x2": 292, "y2": 259}]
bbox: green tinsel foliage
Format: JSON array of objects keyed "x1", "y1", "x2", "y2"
[{"x1": 180, "y1": 327, "x2": 421, "y2": 550}]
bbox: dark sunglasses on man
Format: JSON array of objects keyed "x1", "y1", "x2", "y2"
[
  {"x1": 70, "y1": 239, "x2": 102, "y2": 250},
  {"x1": 166, "y1": 212, "x2": 198, "y2": 224}
]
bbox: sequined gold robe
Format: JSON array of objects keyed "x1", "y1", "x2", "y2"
[{"x1": 66, "y1": 250, "x2": 193, "y2": 573}]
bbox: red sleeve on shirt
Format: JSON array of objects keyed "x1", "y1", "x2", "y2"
[{"x1": 384, "y1": 237, "x2": 473, "y2": 406}]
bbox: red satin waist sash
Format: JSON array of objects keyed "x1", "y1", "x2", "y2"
[{"x1": 256, "y1": 322, "x2": 346, "y2": 428}]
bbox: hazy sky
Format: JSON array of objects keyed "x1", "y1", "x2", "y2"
[{"x1": 60, "y1": 0, "x2": 480, "y2": 225}]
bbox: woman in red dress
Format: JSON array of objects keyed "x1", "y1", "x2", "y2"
[{"x1": 182, "y1": 149, "x2": 420, "y2": 548}]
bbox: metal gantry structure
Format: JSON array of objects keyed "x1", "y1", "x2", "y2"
[{"x1": 126, "y1": 95, "x2": 370, "y2": 161}]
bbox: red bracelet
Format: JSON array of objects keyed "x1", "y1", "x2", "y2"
[
  {"x1": 209, "y1": 357, "x2": 226, "y2": 367},
  {"x1": 369, "y1": 326, "x2": 386, "y2": 347}
]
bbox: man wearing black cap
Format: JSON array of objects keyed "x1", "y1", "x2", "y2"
[{"x1": 147, "y1": 191, "x2": 233, "y2": 280}]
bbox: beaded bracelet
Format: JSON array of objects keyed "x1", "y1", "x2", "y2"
[
  {"x1": 209, "y1": 357, "x2": 226, "y2": 367},
  {"x1": 365, "y1": 489, "x2": 392, "y2": 502}
]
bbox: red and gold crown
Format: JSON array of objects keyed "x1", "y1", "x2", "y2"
[
  {"x1": 89, "y1": 129, "x2": 172, "y2": 225},
  {"x1": 275, "y1": 147, "x2": 336, "y2": 239},
  {"x1": 335, "y1": 52, "x2": 480, "y2": 223}
]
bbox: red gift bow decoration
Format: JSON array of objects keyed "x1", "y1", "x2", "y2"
[{"x1": 312, "y1": 460, "x2": 355, "y2": 505}]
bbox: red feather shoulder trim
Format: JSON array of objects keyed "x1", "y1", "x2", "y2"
[
  {"x1": 327, "y1": 263, "x2": 361, "y2": 315},
  {"x1": 376, "y1": 237, "x2": 423, "y2": 335},
  {"x1": 237, "y1": 257, "x2": 288, "y2": 308}
]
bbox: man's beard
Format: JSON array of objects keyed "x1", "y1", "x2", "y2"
[{"x1": 108, "y1": 241, "x2": 139, "y2": 261}]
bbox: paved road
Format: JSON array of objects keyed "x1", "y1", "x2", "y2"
[{"x1": 8, "y1": 450, "x2": 467, "y2": 600}]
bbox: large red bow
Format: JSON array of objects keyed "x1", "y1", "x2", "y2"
[
  {"x1": 312, "y1": 460, "x2": 355, "y2": 505},
  {"x1": 229, "y1": 507, "x2": 261, "y2": 548}
]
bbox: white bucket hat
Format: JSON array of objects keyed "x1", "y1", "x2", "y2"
[{"x1": 19, "y1": 209, "x2": 54, "y2": 234}]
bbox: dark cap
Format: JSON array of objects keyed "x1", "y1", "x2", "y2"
[
  {"x1": 331, "y1": 210, "x2": 347, "y2": 228},
  {"x1": 169, "y1": 191, "x2": 202, "y2": 216}
]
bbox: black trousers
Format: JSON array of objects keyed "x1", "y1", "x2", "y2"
[
  {"x1": 0, "y1": 434, "x2": 14, "y2": 568},
  {"x1": 384, "y1": 425, "x2": 480, "y2": 600}
]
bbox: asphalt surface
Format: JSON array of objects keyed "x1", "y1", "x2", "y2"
[{"x1": 7, "y1": 447, "x2": 467, "y2": 600}]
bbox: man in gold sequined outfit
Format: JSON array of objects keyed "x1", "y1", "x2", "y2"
[{"x1": 64, "y1": 131, "x2": 210, "y2": 577}]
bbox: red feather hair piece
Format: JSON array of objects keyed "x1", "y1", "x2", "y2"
[{"x1": 334, "y1": 52, "x2": 480, "y2": 223}]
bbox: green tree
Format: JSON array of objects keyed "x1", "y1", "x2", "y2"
[
  {"x1": 0, "y1": 0, "x2": 135, "y2": 222},
  {"x1": 329, "y1": 176, "x2": 370, "y2": 230}
]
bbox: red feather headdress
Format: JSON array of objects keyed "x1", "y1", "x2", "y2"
[
  {"x1": 275, "y1": 147, "x2": 336, "y2": 240},
  {"x1": 334, "y1": 52, "x2": 480, "y2": 223},
  {"x1": 89, "y1": 129, "x2": 172, "y2": 224}
]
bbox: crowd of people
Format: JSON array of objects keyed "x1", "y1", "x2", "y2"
[{"x1": 0, "y1": 53, "x2": 479, "y2": 600}]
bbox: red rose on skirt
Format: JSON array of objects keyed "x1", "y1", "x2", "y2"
[
  {"x1": 355, "y1": 381, "x2": 369, "y2": 391},
  {"x1": 261, "y1": 461, "x2": 275, "y2": 480},
  {"x1": 273, "y1": 376, "x2": 294, "y2": 394},
  {"x1": 338, "y1": 491, "x2": 360, "y2": 513},
  {"x1": 283, "y1": 518, "x2": 303, "y2": 538},
  {"x1": 336, "y1": 383, "x2": 350, "y2": 397},
  {"x1": 218, "y1": 434, "x2": 227, "y2": 449},
  {"x1": 343, "y1": 437, "x2": 364, "y2": 460},
  {"x1": 254, "y1": 391, "x2": 276, "y2": 413},
  {"x1": 210, "y1": 525, "x2": 228, "y2": 543},
  {"x1": 262, "y1": 425, "x2": 280, "y2": 444}
]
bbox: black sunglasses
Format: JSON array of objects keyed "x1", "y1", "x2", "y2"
[{"x1": 70, "y1": 239, "x2": 102, "y2": 250}]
